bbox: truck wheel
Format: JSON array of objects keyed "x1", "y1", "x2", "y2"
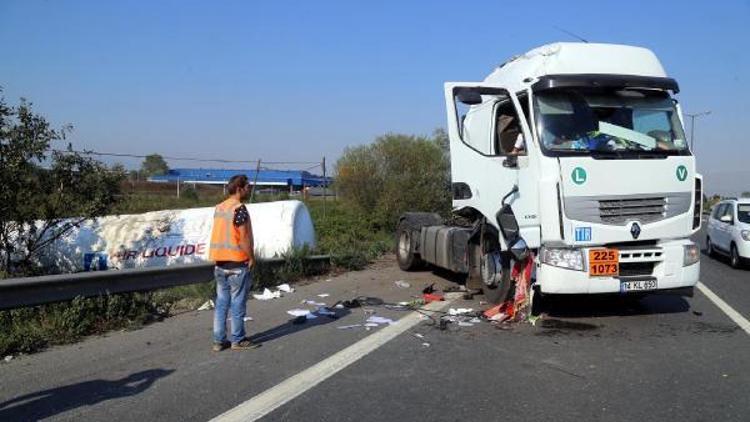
[
  {"x1": 396, "y1": 223, "x2": 423, "y2": 271},
  {"x1": 479, "y1": 250, "x2": 513, "y2": 304}
]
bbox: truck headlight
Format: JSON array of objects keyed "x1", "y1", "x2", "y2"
[
  {"x1": 683, "y1": 244, "x2": 700, "y2": 266},
  {"x1": 541, "y1": 247, "x2": 584, "y2": 271},
  {"x1": 742, "y1": 230, "x2": 750, "y2": 241}
]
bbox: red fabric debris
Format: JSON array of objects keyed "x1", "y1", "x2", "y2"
[
  {"x1": 422, "y1": 293, "x2": 445, "y2": 304},
  {"x1": 483, "y1": 252, "x2": 535, "y2": 322}
]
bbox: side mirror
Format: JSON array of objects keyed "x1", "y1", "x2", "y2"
[
  {"x1": 496, "y1": 204, "x2": 520, "y2": 241},
  {"x1": 720, "y1": 214, "x2": 733, "y2": 224},
  {"x1": 455, "y1": 88, "x2": 482, "y2": 105}
]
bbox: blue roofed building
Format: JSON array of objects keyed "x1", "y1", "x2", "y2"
[{"x1": 148, "y1": 168, "x2": 330, "y2": 190}]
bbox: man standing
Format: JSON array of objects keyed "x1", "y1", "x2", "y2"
[{"x1": 209, "y1": 174, "x2": 257, "y2": 351}]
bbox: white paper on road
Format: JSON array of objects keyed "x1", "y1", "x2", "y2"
[
  {"x1": 303, "y1": 300, "x2": 326, "y2": 306},
  {"x1": 244, "y1": 316, "x2": 254, "y2": 322},
  {"x1": 366, "y1": 316, "x2": 397, "y2": 325},
  {"x1": 277, "y1": 283, "x2": 294, "y2": 293},
  {"x1": 254, "y1": 288, "x2": 282, "y2": 301},
  {"x1": 448, "y1": 308, "x2": 474, "y2": 316},
  {"x1": 317, "y1": 293, "x2": 330, "y2": 298},
  {"x1": 287, "y1": 309, "x2": 318, "y2": 318},
  {"x1": 394, "y1": 280, "x2": 411, "y2": 288}
]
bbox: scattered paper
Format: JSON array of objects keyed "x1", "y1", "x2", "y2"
[
  {"x1": 394, "y1": 280, "x2": 411, "y2": 288},
  {"x1": 303, "y1": 300, "x2": 327, "y2": 306},
  {"x1": 366, "y1": 316, "x2": 397, "y2": 325},
  {"x1": 364, "y1": 323, "x2": 380, "y2": 327},
  {"x1": 325, "y1": 278, "x2": 332, "y2": 282},
  {"x1": 287, "y1": 309, "x2": 317, "y2": 319},
  {"x1": 254, "y1": 288, "x2": 282, "y2": 301},
  {"x1": 197, "y1": 300, "x2": 215, "y2": 311},
  {"x1": 243, "y1": 316, "x2": 253, "y2": 322},
  {"x1": 4, "y1": 355, "x2": 13, "y2": 363},
  {"x1": 422, "y1": 342, "x2": 431, "y2": 348},
  {"x1": 449, "y1": 308, "x2": 474, "y2": 316},
  {"x1": 413, "y1": 333, "x2": 425, "y2": 339},
  {"x1": 458, "y1": 321, "x2": 474, "y2": 327},
  {"x1": 317, "y1": 293, "x2": 330, "y2": 298},
  {"x1": 277, "y1": 283, "x2": 294, "y2": 293}
]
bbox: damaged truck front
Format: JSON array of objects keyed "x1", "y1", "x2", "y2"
[{"x1": 397, "y1": 43, "x2": 702, "y2": 306}]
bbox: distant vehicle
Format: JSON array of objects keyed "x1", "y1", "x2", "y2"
[{"x1": 706, "y1": 198, "x2": 750, "y2": 268}]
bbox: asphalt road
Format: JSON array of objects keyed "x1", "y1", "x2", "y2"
[{"x1": 1, "y1": 233, "x2": 748, "y2": 422}]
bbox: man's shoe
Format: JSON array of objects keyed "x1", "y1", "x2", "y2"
[
  {"x1": 212, "y1": 341, "x2": 229, "y2": 352},
  {"x1": 231, "y1": 338, "x2": 260, "y2": 350}
]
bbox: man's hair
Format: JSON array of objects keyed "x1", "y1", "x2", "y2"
[{"x1": 227, "y1": 174, "x2": 249, "y2": 194}]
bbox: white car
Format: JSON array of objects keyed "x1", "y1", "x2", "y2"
[{"x1": 706, "y1": 198, "x2": 750, "y2": 268}]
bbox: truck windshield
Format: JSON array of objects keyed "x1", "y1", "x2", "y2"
[{"x1": 534, "y1": 89, "x2": 689, "y2": 157}]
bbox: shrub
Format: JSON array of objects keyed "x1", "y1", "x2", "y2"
[{"x1": 335, "y1": 131, "x2": 451, "y2": 230}]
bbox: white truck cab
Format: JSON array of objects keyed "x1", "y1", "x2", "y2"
[{"x1": 397, "y1": 43, "x2": 702, "y2": 304}]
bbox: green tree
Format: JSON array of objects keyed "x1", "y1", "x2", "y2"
[
  {"x1": 0, "y1": 94, "x2": 125, "y2": 277},
  {"x1": 335, "y1": 131, "x2": 451, "y2": 229},
  {"x1": 140, "y1": 154, "x2": 169, "y2": 177}
]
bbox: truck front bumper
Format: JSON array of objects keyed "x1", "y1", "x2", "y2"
[{"x1": 537, "y1": 239, "x2": 699, "y2": 295}]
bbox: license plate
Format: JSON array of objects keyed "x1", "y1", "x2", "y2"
[
  {"x1": 620, "y1": 279, "x2": 657, "y2": 292},
  {"x1": 588, "y1": 248, "x2": 619, "y2": 277}
]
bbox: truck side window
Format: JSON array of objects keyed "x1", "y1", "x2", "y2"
[{"x1": 494, "y1": 101, "x2": 526, "y2": 156}]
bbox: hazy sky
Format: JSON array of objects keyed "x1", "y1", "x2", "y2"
[{"x1": 1, "y1": 0, "x2": 748, "y2": 194}]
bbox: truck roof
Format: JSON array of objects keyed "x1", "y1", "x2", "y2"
[{"x1": 483, "y1": 43, "x2": 669, "y2": 93}]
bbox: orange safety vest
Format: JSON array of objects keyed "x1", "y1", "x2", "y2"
[{"x1": 209, "y1": 198, "x2": 250, "y2": 262}]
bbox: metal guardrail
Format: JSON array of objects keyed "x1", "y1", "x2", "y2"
[{"x1": 0, "y1": 255, "x2": 331, "y2": 311}]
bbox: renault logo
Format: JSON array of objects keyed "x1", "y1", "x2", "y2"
[{"x1": 630, "y1": 222, "x2": 641, "y2": 239}]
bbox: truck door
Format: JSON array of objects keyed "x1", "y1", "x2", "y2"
[{"x1": 444, "y1": 83, "x2": 540, "y2": 248}]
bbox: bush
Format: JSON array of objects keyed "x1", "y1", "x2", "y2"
[{"x1": 335, "y1": 131, "x2": 451, "y2": 230}]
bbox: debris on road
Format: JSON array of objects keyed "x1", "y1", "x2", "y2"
[
  {"x1": 423, "y1": 293, "x2": 444, "y2": 304},
  {"x1": 394, "y1": 280, "x2": 411, "y2": 288},
  {"x1": 287, "y1": 309, "x2": 318, "y2": 319},
  {"x1": 303, "y1": 300, "x2": 327, "y2": 306},
  {"x1": 277, "y1": 283, "x2": 295, "y2": 293},
  {"x1": 197, "y1": 300, "x2": 215, "y2": 311},
  {"x1": 243, "y1": 316, "x2": 253, "y2": 322},
  {"x1": 366, "y1": 316, "x2": 397, "y2": 325},
  {"x1": 253, "y1": 288, "x2": 282, "y2": 301},
  {"x1": 4, "y1": 355, "x2": 13, "y2": 363},
  {"x1": 337, "y1": 324, "x2": 363, "y2": 330},
  {"x1": 318, "y1": 293, "x2": 330, "y2": 298}
]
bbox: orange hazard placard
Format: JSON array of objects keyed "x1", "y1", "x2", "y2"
[{"x1": 588, "y1": 248, "x2": 619, "y2": 277}]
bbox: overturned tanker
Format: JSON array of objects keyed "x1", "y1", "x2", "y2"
[{"x1": 26, "y1": 200, "x2": 316, "y2": 273}]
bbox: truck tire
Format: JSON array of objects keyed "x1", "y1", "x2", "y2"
[
  {"x1": 396, "y1": 222, "x2": 423, "y2": 271},
  {"x1": 481, "y1": 252, "x2": 513, "y2": 304}
]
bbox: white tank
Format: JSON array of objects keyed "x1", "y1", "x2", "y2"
[{"x1": 39, "y1": 200, "x2": 316, "y2": 272}]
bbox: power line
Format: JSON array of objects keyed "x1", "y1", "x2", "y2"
[{"x1": 51, "y1": 148, "x2": 320, "y2": 166}]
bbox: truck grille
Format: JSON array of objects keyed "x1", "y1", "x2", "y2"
[
  {"x1": 564, "y1": 192, "x2": 692, "y2": 226},
  {"x1": 598, "y1": 197, "x2": 666, "y2": 224},
  {"x1": 619, "y1": 262, "x2": 655, "y2": 277}
]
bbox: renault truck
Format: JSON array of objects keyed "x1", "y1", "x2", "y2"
[{"x1": 396, "y1": 42, "x2": 702, "y2": 304}]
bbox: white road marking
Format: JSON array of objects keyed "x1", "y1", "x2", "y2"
[
  {"x1": 210, "y1": 298, "x2": 454, "y2": 422},
  {"x1": 697, "y1": 281, "x2": 750, "y2": 336}
]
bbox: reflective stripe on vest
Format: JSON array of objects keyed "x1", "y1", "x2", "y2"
[{"x1": 208, "y1": 199, "x2": 249, "y2": 262}]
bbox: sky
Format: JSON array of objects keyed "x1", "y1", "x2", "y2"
[{"x1": 1, "y1": 0, "x2": 748, "y2": 195}]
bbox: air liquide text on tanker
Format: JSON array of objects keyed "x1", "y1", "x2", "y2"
[{"x1": 34, "y1": 200, "x2": 316, "y2": 273}]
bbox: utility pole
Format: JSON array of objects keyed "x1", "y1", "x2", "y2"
[
  {"x1": 250, "y1": 159, "x2": 262, "y2": 203},
  {"x1": 322, "y1": 156, "x2": 327, "y2": 220},
  {"x1": 685, "y1": 111, "x2": 711, "y2": 151}
]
